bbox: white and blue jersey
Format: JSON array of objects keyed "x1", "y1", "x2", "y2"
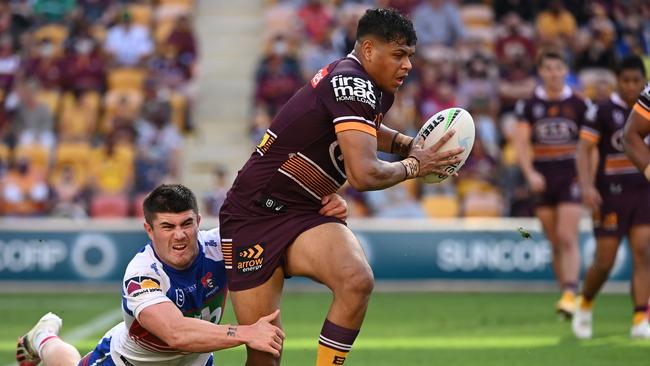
[{"x1": 79, "y1": 229, "x2": 226, "y2": 366}]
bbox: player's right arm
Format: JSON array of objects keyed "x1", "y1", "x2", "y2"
[
  {"x1": 337, "y1": 128, "x2": 462, "y2": 190},
  {"x1": 576, "y1": 104, "x2": 602, "y2": 210},
  {"x1": 138, "y1": 303, "x2": 284, "y2": 356},
  {"x1": 623, "y1": 106, "x2": 650, "y2": 181},
  {"x1": 514, "y1": 100, "x2": 545, "y2": 192}
]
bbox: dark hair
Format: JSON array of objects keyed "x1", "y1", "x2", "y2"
[
  {"x1": 356, "y1": 8, "x2": 417, "y2": 46},
  {"x1": 617, "y1": 55, "x2": 646, "y2": 77},
  {"x1": 535, "y1": 49, "x2": 566, "y2": 67},
  {"x1": 143, "y1": 184, "x2": 198, "y2": 225}
]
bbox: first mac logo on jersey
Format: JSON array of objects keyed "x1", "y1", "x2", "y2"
[{"x1": 331, "y1": 75, "x2": 376, "y2": 108}]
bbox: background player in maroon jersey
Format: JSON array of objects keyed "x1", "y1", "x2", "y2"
[
  {"x1": 624, "y1": 81, "x2": 650, "y2": 182},
  {"x1": 514, "y1": 50, "x2": 589, "y2": 319},
  {"x1": 219, "y1": 9, "x2": 464, "y2": 366},
  {"x1": 574, "y1": 56, "x2": 650, "y2": 339}
]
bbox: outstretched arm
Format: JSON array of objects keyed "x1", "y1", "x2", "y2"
[
  {"x1": 138, "y1": 302, "x2": 285, "y2": 356},
  {"x1": 623, "y1": 108, "x2": 650, "y2": 180},
  {"x1": 377, "y1": 124, "x2": 413, "y2": 157}
]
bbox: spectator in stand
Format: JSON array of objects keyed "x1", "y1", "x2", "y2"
[
  {"x1": 331, "y1": 4, "x2": 365, "y2": 56},
  {"x1": 77, "y1": 0, "x2": 114, "y2": 25},
  {"x1": 297, "y1": 0, "x2": 333, "y2": 44},
  {"x1": 493, "y1": 0, "x2": 536, "y2": 22},
  {"x1": 104, "y1": 10, "x2": 153, "y2": 67},
  {"x1": 299, "y1": 28, "x2": 340, "y2": 82},
  {"x1": 203, "y1": 165, "x2": 229, "y2": 217},
  {"x1": 88, "y1": 131, "x2": 133, "y2": 197},
  {"x1": 22, "y1": 37, "x2": 64, "y2": 90},
  {"x1": 7, "y1": 79, "x2": 55, "y2": 149},
  {"x1": 50, "y1": 164, "x2": 88, "y2": 218},
  {"x1": 365, "y1": 182, "x2": 426, "y2": 218},
  {"x1": 1, "y1": 157, "x2": 50, "y2": 216},
  {"x1": 498, "y1": 56, "x2": 536, "y2": 114},
  {"x1": 495, "y1": 12, "x2": 535, "y2": 71},
  {"x1": 166, "y1": 15, "x2": 198, "y2": 79},
  {"x1": 62, "y1": 26, "x2": 105, "y2": 93},
  {"x1": 0, "y1": 34, "x2": 20, "y2": 95},
  {"x1": 254, "y1": 35, "x2": 302, "y2": 117},
  {"x1": 0, "y1": 0, "x2": 32, "y2": 51},
  {"x1": 412, "y1": 0, "x2": 465, "y2": 47},
  {"x1": 134, "y1": 99, "x2": 183, "y2": 194}
]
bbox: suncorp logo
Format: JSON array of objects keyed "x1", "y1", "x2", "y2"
[
  {"x1": 436, "y1": 239, "x2": 552, "y2": 272},
  {"x1": 72, "y1": 234, "x2": 117, "y2": 279},
  {"x1": 330, "y1": 75, "x2": 376, "y2": 108},
  {"x1": 0, "y1": 239, "x2": 67, "y2": 272}
]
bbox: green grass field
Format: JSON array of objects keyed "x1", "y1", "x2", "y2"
[{"x1": 1, "y1": 291, "x2": 648, "y2": 365}]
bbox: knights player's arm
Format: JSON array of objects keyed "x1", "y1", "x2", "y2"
[
  {"x1": 377, "y1": 124, "x2": 413, "y2": 157},
  {"x1": 623, "y1": 107, "x2": 650, "y2": 180},
  {"x1": 138, "y1": 302, "x2": 285, "y2": 356}
]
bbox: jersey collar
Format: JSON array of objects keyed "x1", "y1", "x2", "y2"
[
  {"x1": 347, "y1": 53, "x2": 361, "y2": 65},
  {"x1": 610, "y1": 92, "x2": 629, "y2": 109},
  {"x1": 534, "y1": 85, "x2": 572, "y2": 101}
]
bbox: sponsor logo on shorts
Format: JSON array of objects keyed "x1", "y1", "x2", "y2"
[
  {"x1": 124, "y1": 276, "x2": 162, "y2": 297},
  {"x1": 330, "y1": 75, "x2": 376, "y2": 108},
  {"x1": 603, "y1": 212, "x2": 618, "y2": 230},
  {"x1": 237, "y1": 243, "x2": 265, "y2": 273}
]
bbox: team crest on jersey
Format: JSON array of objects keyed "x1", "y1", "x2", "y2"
[
  {"x1": 175, "y1": 288, "x2": 185, "y2": 307},
  {"x1": 533, "y1": 103, "x2": 545, "y2": 119},
  {"x1": 201, "y1": 272, "x2": 215, "y2": 289},
  {"x1": 612, "y1": 110, "x2": 625, "y2": 126},
  {"x1": 330, "y1": 75, "x2": 377, "y2": 108},
  {"x1": 125, "y1": 276, "x2": 161, "y2": 297},
  {"x1": 237, "y1": 243, "x2": 265, "y2": 273}
]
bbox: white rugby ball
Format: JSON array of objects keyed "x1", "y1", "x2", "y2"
[{"x1": 416, "y1": 107, "x2": 475, "y2": 183}]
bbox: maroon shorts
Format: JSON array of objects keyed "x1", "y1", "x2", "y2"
[
  {"x1": 219, "y1": 200, "x2": 344, "y2": 291},
  {"x1": 593, "y1": 187, "x2": 650, "y2": 239},
  {"x1": 533, "y1": 170, "x2": 581, "y2": 207}
]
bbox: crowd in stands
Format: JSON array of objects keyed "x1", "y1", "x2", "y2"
[
  {"x1": 0, "y1": 0, "x2": 196, "y2": 218},
  {"x1": 251, "y1": 0, "x2": 650, "y2": 218}
]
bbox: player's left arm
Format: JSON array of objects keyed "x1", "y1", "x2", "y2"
[
  {"x1": 623, "y1": 108, "x2": 650, "y2": 180},
  {"x1": 377, "y1": 124, "x2": 413, "y2": 157}
]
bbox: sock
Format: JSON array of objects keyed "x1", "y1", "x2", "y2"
[
  {"x1": 633, "y1": 306, "x2": 648, "y2": 326},
  {"x1": 316, "y1": 319, "x2": 359, "y2": 366},
  {"x1": 33, "y1": 330, "x2": 58, "y2": 357},
  {"x1": 562, "y1": 283, "x2": 578, "y2": 294}
]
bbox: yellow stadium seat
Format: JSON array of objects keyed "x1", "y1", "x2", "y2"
[
  {"x1": 462, "y1": 191, "x2": 503, "y2": 217},
  {"x1": 51, "y1": 141, "x2": 92, "y2": 186},
  {"x1": 127, "y1": 3, "x2": 153, "y2": 26},
  {"x1": 36, "y1": 90, "x2": 61, "y2": 116},
  {"x1": 158, "y1": 0, "x2": 194, "y2": 6},
  {"x1": 33, "y1": 24, "x2": 68, "y2": 54},
  {"x1": 154, "y1": 20, "x2": 176, "y2": 43},
  {"x1": 107, "y1": 68, "x2": 147, "y2": 91},
  {"x1": 59, "y1": 92, "x2": 100, "y2": 139},
  {"x1": 169, "y1": 91, "x2": 187, "y2": 131},
  {"x1": 422, "y1": 195, "x2": 460, "y2": 218},
  {"x1": 155, "y1": 3, "x2": 192, "y2": 21},
  {"x1": 100, "y1": 89, "x2": 143, "y2": 134},
  {"x1": 14, "y1": 144, "x2": 51, "y2": 174},
  {"x1": 0, "y1": 143, "x2": 9, "y2": 162}
]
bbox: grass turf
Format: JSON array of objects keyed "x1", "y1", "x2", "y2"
[{"x1": 1, "y1": 291, "x2": 648, "y2": 365}]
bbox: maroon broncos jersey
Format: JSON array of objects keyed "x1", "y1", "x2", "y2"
[
  {"x1": 225, "y1": 55, "x2": 394, "y2": 212},
  {"x1": 580, "y1": 93, "x2": 649, "y2": 193}
]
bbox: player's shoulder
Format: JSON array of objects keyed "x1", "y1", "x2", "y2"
[
  {"x1": 198, "y1": 228, "x2": 223, "y2": 262},
  {"x1": 637, "y1": 82, "x2": 650, "y2": 108},
  {"x1": 122, "y1": 245, "x2": 168, "y2": 293}
]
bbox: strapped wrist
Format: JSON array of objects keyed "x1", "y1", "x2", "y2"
[{"x1": 400, "y1": 156, "x2": 420, "y2": 180}]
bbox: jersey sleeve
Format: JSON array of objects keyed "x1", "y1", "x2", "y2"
[
  {"x1": 122, "y1": 258, "x2": 171, "y2": 319},
  {"x1": 579, "y1": 102, "x2": 601, "y2": 144},
  {"x1": 514, "y1": 98, "x2": 531, "y2": 124},
  {"x1": 633, "y1": 82, "x2": 650, "y2": 120},
  {"x1": 319, "y1": 73, "x2": 381, "y2": 137},
  {"x1": 199, "y1": 228, "x2": 223, "y2": 262}
]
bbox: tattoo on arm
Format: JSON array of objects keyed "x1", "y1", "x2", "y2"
[
  {"x1": 227, "y1": 326, "x2": 237, "y2": 337},
  {"x1": 400, "y1": 157, "x2": 420, "y2": 180},
  {"x1": 391, "y1": 132, "x2": 414, "y2": 157}
]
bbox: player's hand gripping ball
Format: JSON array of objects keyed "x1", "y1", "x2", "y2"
[{"x1": 416, "y1": 107, "x2": 475, "y2": 183}]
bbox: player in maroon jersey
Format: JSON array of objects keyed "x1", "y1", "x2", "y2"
[
  {"x1": 514, "y1": 49, "x2": 590, "y2": 318},
  {"x1": 624, "y1": 80, "x2": 650, "y2": 181},
  {"x1": 574, "y1": 56, "x2": 650, "y2": 339},
  {"x1": 219, "y1": 8, "x2": 464, "y2": 366}
]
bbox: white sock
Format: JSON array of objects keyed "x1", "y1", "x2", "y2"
[{"x1": 33, "y1": 330, "x2": 58, "y2": 357}]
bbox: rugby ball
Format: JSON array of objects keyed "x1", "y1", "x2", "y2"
[{"x1": 416, "y1": 107, "x2": 475, "y2": 183}]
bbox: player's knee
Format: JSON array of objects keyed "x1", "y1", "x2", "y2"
[
  {"x1": 630, "y1": 242, "x2": 650, "y2": 264},
  {"x1": 593, "y1": 256, "x2": 615, "y2": 273},
  {"x1": 247, "y1": 347, "x2": 280, "y2": 366},
  {"x1": 556, "y1": 233, "x2": 577, "y2": 249},
  {"x1": 341, "y1": 265, "x2": 374, "y2": 298}
]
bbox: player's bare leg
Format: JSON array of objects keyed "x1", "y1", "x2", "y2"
[
  {"x1": 573, "y1": 236, "x2": 619, "y2": 339},
  {"x1": 16, "y1": 312, "x2": 80, "y2": 366},
  {"x1": 230, "y1": 266, "x2": 285, "y2": 366},
  {"x1": 555, "y1": 203, "x2": 582, "y2": 317},
  {"x1": 536, "y1": 207, "x2": 563, "y2": 283},
  {"x1": 286, "y1": 223, "x2": 374, "y2": 366},
  {"x1": 629, "y1": 225, "x2": 650, "y2": 338}
]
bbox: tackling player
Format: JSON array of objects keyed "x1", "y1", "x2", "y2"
[
  {"x1": 514, "y1": 49, "x2": 590, "y2": 318},
  {"x1": 14, "y1": 184, "x2": 301, "y2": 366},
  {"x1": 623, "y1": 79, "x2": 650, "y2": 180},
  {"x1": 573, "y1": 56, "x2": 650, "y2": 339},
  {"x1": 219, "y1": 8, "x2": 464, "y2": 366}
]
